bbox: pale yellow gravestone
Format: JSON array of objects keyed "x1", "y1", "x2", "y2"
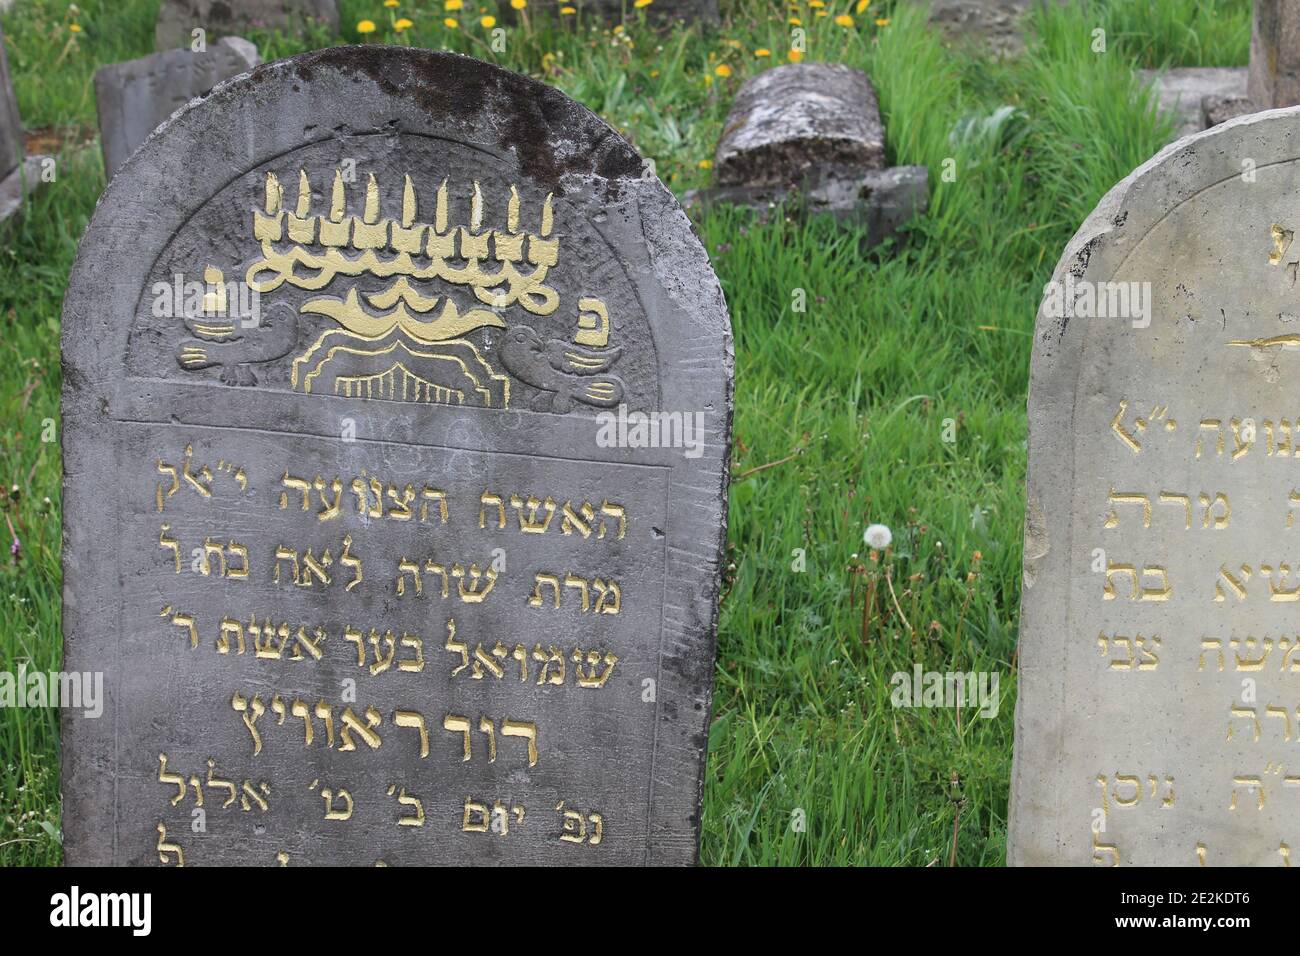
[{"x1": 1011, "y1": 106, "x2": 1300, "y2": 866}]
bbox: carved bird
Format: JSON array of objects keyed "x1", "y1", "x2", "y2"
[
  {"x1": 176, "y1": 302, "x2": 301, "y2": 386},
  {"x1": 497, "y1": 326, "x2": 625, "y2": 413}
]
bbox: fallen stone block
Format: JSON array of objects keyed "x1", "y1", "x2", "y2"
[{"x1": 714, "y1": 62, "x2": 885, "y2": 189}]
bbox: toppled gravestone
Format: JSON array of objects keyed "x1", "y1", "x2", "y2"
[
  {"x1": 0, "y1": 20, "x2": 46, "y2": 224},
  {"x1": 94, "y1": 37, "x2": 261, "y2": 180},
  {"x1": 714, "y1": 62, "x2": 885, "y2": 188},
  {"x1": 155, "y1": 0, "x2": 338, "y2": 51},
  {"x1": 689, "y1": 62, "x2": 926, "y2": 245}
]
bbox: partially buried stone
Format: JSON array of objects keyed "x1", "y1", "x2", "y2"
[
  {"x1": 60, "y1": 46, "x2": 732, "y2": 866},
  {"x1": 713, "y1": 62, "x2": 885, "y2": 189},
  {"x1": 155, "y1": 0, "x2": 339, "y2": 51},
  {"x1": 685, "y1": 164, "x2": 928, "y2": 248},
  {"x1": 94, "y1": 37, "x2": 261, "y2": 180}
]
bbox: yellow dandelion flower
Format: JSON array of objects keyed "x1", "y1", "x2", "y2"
[
  {"x1": 395, "y1": 17, "x2": 413, "y2": 30},
  {"x1": 444, "y1": 16, "x2": 459, "y2": 27},
  {"x1": 704, "y1": 73, "x2": 714, "y2": 85},
  {"x1": 875, "y1": 16, "x2": 890, "y2": 25},
  {"x1": 561, "y1": 4, "x2": 576, "y2": 11},
  {"x1": 856, "y1": 0, "x2": 870, "y2": 11},
  {"x1": 754, "y1": 48, "x2": 771, "y2": 57},
  {"x1": 635, "y1": 0, "x2": 653, "y2": 6},
  {"x1": 445, "y1": 0, "x2": 463, "y2": 9},
  {"x1": 650, "y1": 69, "x2": 659, "y2": 77},
  {"x1": 357, "y1": 19, "x2": 377, "y2": 33},
  {"x1": 698, "y1": 159, "x2": 712, "y2": 169},
  {"x1": 384, "y1": 0, "x2": 399, "y2": 7},
  {"x1": 69, "y1": 23, "x2": 83, "y2": 33},
  {"x1": 788, "y1": 48, "x2": 804, "y2": 62},
  {"x1": 834, "y1": 14, "x2": 853, "y2": 26},
  {"x1": 481, "y1": 14, "x2": 496, "y2": 26},
  {"x1": 814, "y1": 9, "x2": 827, "y2": 15},
  {"x1": 788, "y1": 16, "x2": 801, "y2": 24},
  {"x1": 808, "y1": 0, "x2": 824, "y2": 7},
  {"x1": 715, "y1": 64, "x2": 731, "y2": 77},
  {"x1": 512, "y1": 0, "x2": 527, "y2": 8}
]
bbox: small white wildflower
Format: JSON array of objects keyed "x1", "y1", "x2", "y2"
[{"x1": 864, "y1": 523, "x2": 892, "y2": 549}]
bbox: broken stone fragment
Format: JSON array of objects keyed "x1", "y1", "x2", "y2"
[
  {"x1": 1202, "y1": 94, "x2": 1254, "y2": 129},
  {"x1": 714, "y1": 62, "x2": 885, "y2": 188},
  {"x1": 686, "y1": 164, "x2": 928, "y2": 248},
  {"x1": 1138, "y1": 66, "x2": 1248, "y2": 142}
]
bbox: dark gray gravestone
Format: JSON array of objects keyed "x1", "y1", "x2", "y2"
[
  {"x1": 94, "y1": 37, "x2": 261, "y2": 180},
  {"x1": 156, "y1": 0, "x2": 338, "y2": 51},
  {"x1": 61, "y1": 46, "x2": 732, "y2": 866}
]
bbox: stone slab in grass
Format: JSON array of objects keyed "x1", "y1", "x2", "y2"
[
  {"x1": 155, "y1": 0, "x2": 338, "y2": 51},
  {"x1": 922, "y1": 0, "x2": 1034, "y2": 57},
  {"x1": 94, "y1": 37, "x2": 261, "y2": 180},
  {"x1": 1138, "y1": 66, "x2": 1248, "y2": 142},
  {"x1": 714, "y1": 62, "x2": 885, "y2": 189},
  {"x1": 1010, "y1": 105, "x2": 1300, "y2": 866},
  {"x1": 60, "y1": 46, "x2": 732, "y2": 866},
  {"x1": 686, "y1": 164, "x2": 928, "y2": 248}
]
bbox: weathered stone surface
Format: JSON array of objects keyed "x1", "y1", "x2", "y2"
[
  {"x1": 0, "y1": 20, "x2": 23, "y2": 180},
  {"x1": 155, "y1": 0, "x2": 338, "y2": 51},
  {"x1": 1010, "y1": 106, "x2": 1300, "y2": 866},
  {"x1": 1250, "y1": 0, "x2": 1300, "y2": 109},
  {"x1": 1139, "y1": 66, "x2": 1248, "y2": 141},
  {"x1": 61, "y1": 46, "x2": 731, "y2": 866},
  {"x1": 686, "y1": 164, "x2": 927, "y2": 247},
  {"x1": 94, "y1": 38, "x2": 261, "y2": 180},
  {"x1": 714, "y1": 63, "x2": 885, "y2": 189},
  {"x1": 1202, "y1": 94, "x2": 1254, "y2": 129},
  {"x1": 499, "y1": 0, "x2": 717, "y2": 25}
]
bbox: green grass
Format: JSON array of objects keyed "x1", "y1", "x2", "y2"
[{"x1": 0, "y1": 0, "x2": 1251, "y2": 865}]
